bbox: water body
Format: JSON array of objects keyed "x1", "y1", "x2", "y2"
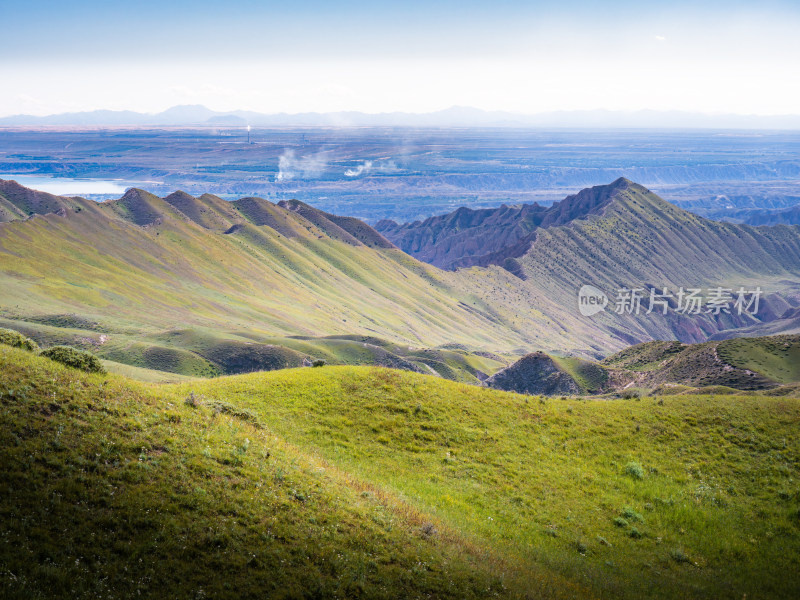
[{"x1": 0, "y1": 174, "x2": 134, "y2": 196}]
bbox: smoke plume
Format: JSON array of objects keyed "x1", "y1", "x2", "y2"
[{"x1": 275, "y1": 149, "x2": 328, "y2": 182}]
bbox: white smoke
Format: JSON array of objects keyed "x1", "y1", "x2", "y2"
[
  {"x1": 344, "y1": 160, "x2": 373, "y2": 177},
  {"x1": 274, "y1": 149, "x2": 328, "y2": 182},
  {"x1": 344, "y1": 159, "x2": 399, "y2": 178}
]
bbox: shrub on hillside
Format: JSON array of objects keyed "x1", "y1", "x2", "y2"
[
  {"x1": 40, "y1": 345, "x2": 106, "y2": 374},
  {"x1": 0, "y1": 328, "x2": 39, "y2": 352},
  {"x1": 624, "y1": 461, "x2": 645, "y2": 480}
]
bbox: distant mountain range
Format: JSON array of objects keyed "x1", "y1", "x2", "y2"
[
  {"x1": 1, "y1": 177, "x2": 800, "y2": 374},
  {"x1": 3, "y1": 104, "x2": 800, "y2": 129}
]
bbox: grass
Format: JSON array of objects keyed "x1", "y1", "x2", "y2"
[
  {"x1": 0, "y1": 346, "x2": 528, "y2": 599},
  {"x1": 173, "y1": 366, "x2": 800, "y2": 598},
  {"x1": 2, "y1": 345, "x2": 799, "y2": 598},
  {"x1": 718, "y1": 335, "x2": 800, "y2": 384},
  {"x1": 602, "y1": 335, "x2": 800, "y2": 392},
  {"x1": 0, "y1": 317, "x2": 507, "y2": 382},
  {"x1": 101, "y1": 359, "x2": 197, "y2": 383},
  {"x1": 551, "y1": 356, "x2": 609, "y2": 394}
]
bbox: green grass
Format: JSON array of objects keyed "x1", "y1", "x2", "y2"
[
  {"x1": 603, "y1": 341, "x2": 686, "y2": 371},
  {"x1": 0, "y1": 346, "x2": 531, "y2": 599},
  {"x1": 101, "y1": 359, "x2": 197, "y2": 383},
  {"x1": 0, "y1": 317, "x2": 507, "y2": 383},
  {"x1": 718, "y1": 335, "x2": 800, "y2": 384},
  {"x1": 551, "y1": 356, "x2": 609, "y2": 393},
  {"x1": 176, "y1": 367, "x2": 800, "y2": 598},
  {"x1": 2, "y1": 346, "x2": 799, "y2": 598}
]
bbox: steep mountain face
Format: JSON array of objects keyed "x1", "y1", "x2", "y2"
[
  {"x1": 744, "y1": 204, "x2": 800, "y2": 226},
  {"x1": 514, "y1": 181, "x2": 800, "y2": 344},
  {"x1": 379, "y1": 178, "x2": 800, "y2": 347},
  {"x1": 709, "y1": 306, "x2": 800, "y2": 340},
  {"x1": 375, "y1": 177, "x2": 624, "y2": 270}
]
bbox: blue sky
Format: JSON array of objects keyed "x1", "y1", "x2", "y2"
[{"x1": 2, "y1": 0, "x2": 799, "y2": 116}]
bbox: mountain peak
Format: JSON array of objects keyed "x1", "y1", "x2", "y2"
[
  {"x1": 105, "y1": 188, "x2": 174, "y2": 226},
  {"x1": 375, "y1": 178, "x2": 647, "y2": 271},
  {"x1": 0, "y1": 178, "x2": 73, "y2": 221},
  {"x1": 539, "y1": 178, "x2": 633, "y2": 228}
]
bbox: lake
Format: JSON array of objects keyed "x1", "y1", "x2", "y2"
[{"x1": 0, "y1": 174, "x2": 135, "y2": 196}]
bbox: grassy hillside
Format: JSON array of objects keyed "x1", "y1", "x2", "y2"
[
  {"x1": 2, "y1": 345, "x2": 799, "y2": 598},
  {"x1": 5, "y1": 178, "x2": 800, "y2": 363},
  {"x1": 0, "y1": 346, "x2": 528, "y2": 599},
  {"x1": 717, "y1": 335, "x2": 800, "y2": 383},
  {"x1": 0, "y1": 179, "x2": 609, "y2": 360},
  {"x1": 0, "y1": 317, "x2": 507, "y2": 383},
  {"x1": 603, "y1": 334, "x2": 800, "y2": 392}
]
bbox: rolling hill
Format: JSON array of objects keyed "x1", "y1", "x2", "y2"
[
  {"x1": 2, "y1": 342, "x2": 800, "y2": 598},
  {"x1": 485, "y1": 334, "x2": 800, "y2": 396}
]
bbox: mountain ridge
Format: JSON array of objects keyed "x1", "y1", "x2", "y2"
[
  {"x1": 376, "y1": 177, "x2": 631, "y2": 270},
  {"x1": 485, "y1": 334, "x2": 800, "y2": 396},
  {"x1": 4, "y1": 105, "x2": 800, "y2": 129},
  {"x1": 2, "y1": 178, "x2": 800, "y2": 361},
  {"x1": 744, "y1": 204, "x2": 800, "y2": 226}
]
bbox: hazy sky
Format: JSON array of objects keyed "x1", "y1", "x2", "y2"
[{"x1": 2, "y1": 0, "x2": 799, "y2": 116}]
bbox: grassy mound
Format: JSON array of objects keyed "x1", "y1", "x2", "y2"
[
  {"x1": 39, "y1": 345, "x2": 106, "y2": 374},
  {"x1": 0, "y1": 327, "x2": 39, "y2": 352},
  {"x1": 176, "y1": 366, "x2": 800, "y2": 599},
  {"x1": 718, "y1": 335, "x2": 800, "y2": 384}
]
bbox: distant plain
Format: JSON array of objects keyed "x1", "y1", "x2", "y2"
[{"x1": 1, "y1": 127, "x2": 799, "y2": 223}]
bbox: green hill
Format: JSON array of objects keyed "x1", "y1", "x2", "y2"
[
  {"x1": 484, "y1": 335, "x2": 800, "y2": 396},
  {"x1": 603, "y1": 334, "x2": 800, "y2": 392},
  {"x1": 2, "y1": 345, "x2": 800, "y2": 598}
]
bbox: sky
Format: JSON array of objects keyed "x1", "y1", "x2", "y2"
[{"x1": 2, "y1": 0, "x2": 799, "y2": 117}]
